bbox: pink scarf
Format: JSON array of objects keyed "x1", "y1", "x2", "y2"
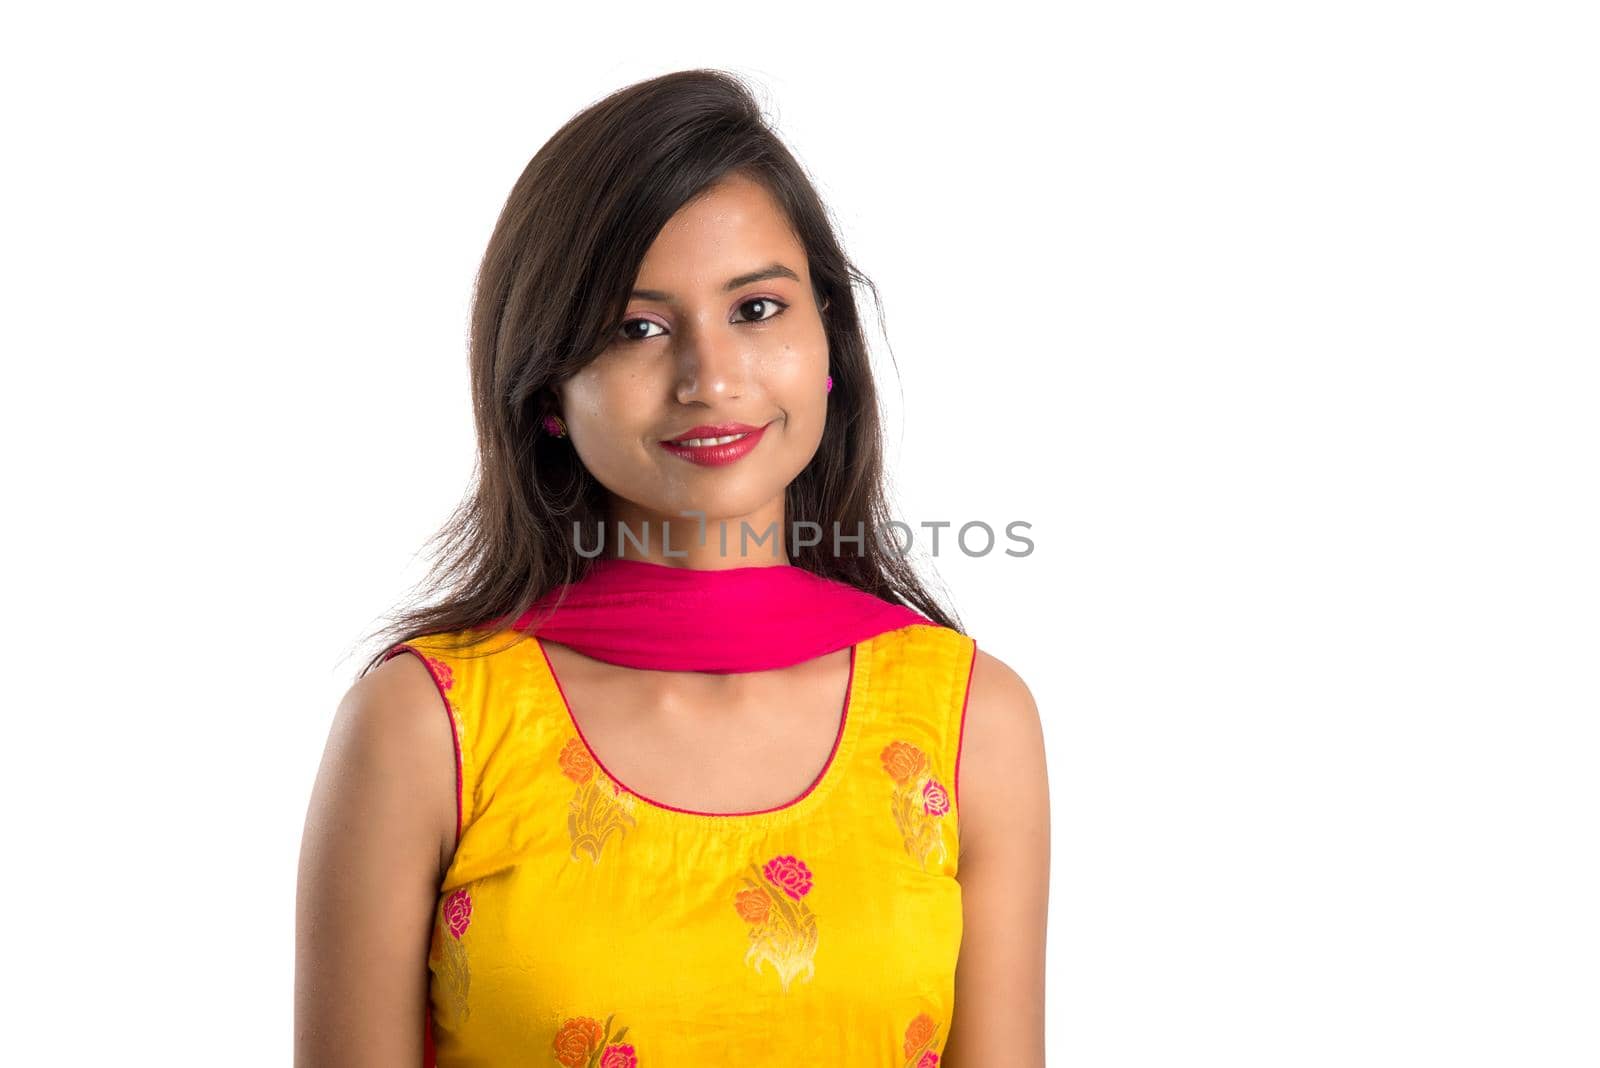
[{"x1": 500, "y1": 556, "x2": 932, "y2": 672}]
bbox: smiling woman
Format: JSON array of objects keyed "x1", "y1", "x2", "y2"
[
  {"x1": 295, "y1": 68, "x2": 1048, "y2": 1067},
  {"x1": 556, "y1": 175, "x2": 835, "y2": 546}
]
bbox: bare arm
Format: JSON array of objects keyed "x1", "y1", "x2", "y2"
[
  {"x1": 295, "y1": 652, "x2": 458, "y2": 1065},
  {"x1": 945, "y1": 649, "x2": 1051, "y2": 1066}
]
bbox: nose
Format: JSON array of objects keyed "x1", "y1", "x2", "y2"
[{"x1": 673, "y1": 321, "x2": 747, "y2": 405}]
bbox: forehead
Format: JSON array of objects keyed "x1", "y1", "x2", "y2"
[{"x1": 634, "y1": 173, "x2": 807, "y2": 288}]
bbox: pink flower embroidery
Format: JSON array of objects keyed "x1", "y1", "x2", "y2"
[
  {"x1": 918, "y1": 1053, "x2": 940, "y2": 1067},
  {"x1": 443, "y1": 888, "x2": 472, "y2": 939},
  {"x1": 883, "y1": 739, "x2": 951, "y2": 870},
  {"x1": 763, "y1": 854, "x2": 814, "y2": 900},
  {"x1": 423, "y1": 655, "x2": 454, "y2": 691},
  {"x1": 434, "y1": 890, "x2": 473, "y2": 1023},
  {"x1": 599, "y1": 1046, "x2": 637, "y2": 1068},
  {"x1": 735, "y1": 856, "x2": 820, "y2": 991}
]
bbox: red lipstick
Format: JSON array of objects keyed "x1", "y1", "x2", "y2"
[{"x1": 658, "y1": 421, "x2": 770, "y2": 467}]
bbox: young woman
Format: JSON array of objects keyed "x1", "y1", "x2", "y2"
[{"x1": 296, "y1": 69, "x2": 1050, "y2": 1067}]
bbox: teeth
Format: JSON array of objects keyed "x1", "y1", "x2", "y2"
[{"x1": 676, "y1": 433, "x2": 748, "y2": 447}]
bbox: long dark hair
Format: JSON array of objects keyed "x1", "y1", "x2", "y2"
[{"x1": 354, "y1": 68, "x2": 963, "y2": 677}]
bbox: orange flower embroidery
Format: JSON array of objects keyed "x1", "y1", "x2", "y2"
[
  {"x1": 733, "y1": 888, "x2": 770, "y2": 925},
  {"x1": 903, "y1": 1011, "x2": 942, "y2": 1066},
  {"x1": 559, "y1": 737, "x2": 595, "y2": 782},
  {"x1": 560, "y1": 737, "x2": 636, "y2": 863},
  {"x1": 882, "y1": 740, "x2": 930, "y2": 785},
  {"x1": 552, "y1": 1012, "x2": 635, "y2": 1067},
  {"x1": 430, "y1": 888, "x2": 472, "y2": 1022},
  {"x1": 881, "y1": 740, "x2": 950, "y2": 870},
  {"x1": 732, "y1": 854, "x2": 819, "y2": 992}
]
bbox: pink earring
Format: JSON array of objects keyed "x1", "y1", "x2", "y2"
[
  {"x1": 542, "y1": 413, "x2": 567, "y2": 437},
  {"x1": 825, "y1": 375, "x2": 833, "y2": 393}
]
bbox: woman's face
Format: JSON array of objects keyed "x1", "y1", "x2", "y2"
[{"x1": 556, "y1": 172, "x2": 830, "y2": 562}]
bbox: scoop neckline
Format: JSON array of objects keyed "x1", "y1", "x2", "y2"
[{"x1": 534, "y1": 636, "x2": 868, "y2": 824}]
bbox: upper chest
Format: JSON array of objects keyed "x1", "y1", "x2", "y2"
[{"x1": 538, "y1": 640, "x2": 857, "y2": 815}]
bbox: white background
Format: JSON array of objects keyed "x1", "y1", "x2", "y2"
[{"x1": 3, "y1": 2, "x2": 1595, "y2": 1064}]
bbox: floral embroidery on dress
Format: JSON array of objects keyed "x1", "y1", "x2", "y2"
[
  {"x1": 421, "y1": 654, "x2": 455, "y2": 691},
  {"x1": 551, "y1": 1013, "x2": 636, "y2": 1067},
  {"x1": 429, "y1": 888, "x2": 472, "y2": 1022},
  {"x1": 559, "y1": 737, "x2": 637, "y2": 863},
  {"x1": 881, "y1": 740, "x2": 950, "y2": 870},
  {"x1": 732, "y1": 854, "x2": 819, "y2": 992},
  {"x1": 903, "y1": 1012, "x2": 942, "y2": 1066}
]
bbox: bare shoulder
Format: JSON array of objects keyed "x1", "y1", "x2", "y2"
[
  {"x1": 944, "y1": 645, "x2": 1049, "y2": 1066},
  {"x1": 958, "y1": 648, "x2": 1049, "y2": 862},
  {"x1": 332, "y1": 651, "x2": 460, "y2": 876},
  {"x1": 294, "y1": 650, "x2": 458, "y2": 1064}
]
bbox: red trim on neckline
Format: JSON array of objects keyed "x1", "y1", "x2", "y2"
[{"x1": 538, "y1": 638, "x2": 861, "y2": 819}]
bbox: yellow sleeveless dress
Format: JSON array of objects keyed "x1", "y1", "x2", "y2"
[{"x1": 384, "y1": 621, "x2": 977, "y2": 1067}]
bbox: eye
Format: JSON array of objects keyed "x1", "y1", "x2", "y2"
[
  {"x1": 613, "y1": 298, "x2": 790, "y2": 345},
  {"x1": 617, "y1": 318, "x2": 666, "y2": 342},
  {"x1": 735, "y1": 297, "x2": 789, "y2": 324}
]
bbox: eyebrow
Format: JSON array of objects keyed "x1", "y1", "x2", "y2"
[{"x1": 630, "y1": 262, "x2": 801, "y2": 302}]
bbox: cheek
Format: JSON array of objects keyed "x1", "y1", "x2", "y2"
[
  {"x1": 767, "y1": 329, "x2": 827, "y2": 388},
  {"x1": 774, "y1": 337, "x2": 828, "y2": 405},
  {"x1": 565, "y1": 370, "x2": 635, "y2": 433},
  {"x1": 560, "y1": 370, "x2": 665, "y2": 477}
]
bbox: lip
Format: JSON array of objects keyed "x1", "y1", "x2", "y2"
[
  {"x1": 662, "y1": 422, "x2": 764, "y2": 444},
  {"x1": 657, "y1": 421, "x2": 771, "y2": 467}
]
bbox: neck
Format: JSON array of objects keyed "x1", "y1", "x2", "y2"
[
  {"x1": 611, "y1": 547, "x2": 794, "y2": 570},
  {"x1": 600, "y1": 507, "x2": 795, "y2": 570}
]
